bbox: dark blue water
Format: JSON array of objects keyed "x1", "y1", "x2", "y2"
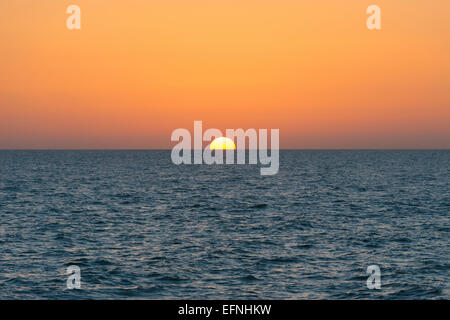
[{"x1": 0, "y1": 150, "x2": 448, "y2": 299}]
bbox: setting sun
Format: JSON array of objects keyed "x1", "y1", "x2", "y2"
[{"x1": 210, "y1": 137, "x2": 236, "y2": 150}]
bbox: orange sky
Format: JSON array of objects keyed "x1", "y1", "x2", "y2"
[{"x1": 0, "y1": 0, "x2": 449, "y2": 149}]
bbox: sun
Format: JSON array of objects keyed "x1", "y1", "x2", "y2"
[{"x1": 210, "y1": 137, "x2": 236, "y2": 150}]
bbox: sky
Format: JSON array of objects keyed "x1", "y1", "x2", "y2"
[{"x1": 0, "y1": 0, "x2": 449, "y2": 149}]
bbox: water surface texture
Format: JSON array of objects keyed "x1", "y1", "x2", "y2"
[{"x1": 0, "y1": 150, "x2": 448, "y2": 299}]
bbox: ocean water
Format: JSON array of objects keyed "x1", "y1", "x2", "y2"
[{"x1": 0, "y1": 150, "x2": 448, "y2": 299}]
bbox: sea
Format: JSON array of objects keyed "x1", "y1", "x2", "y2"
[{"x1": 0, "y1": 150, "x2": 448, "y2": 299}]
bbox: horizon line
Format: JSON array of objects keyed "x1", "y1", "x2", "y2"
[{"x1": 0, "y1": 148, "x2": 449, "y2": 151}]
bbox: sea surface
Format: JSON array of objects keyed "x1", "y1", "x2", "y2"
[{"x1": 0, "y1": 150, "x2": 448, "y2": 299}]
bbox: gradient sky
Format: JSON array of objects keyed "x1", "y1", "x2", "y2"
[{"x1": 1, "y1": 0, "x2": 449, "y2": 149}]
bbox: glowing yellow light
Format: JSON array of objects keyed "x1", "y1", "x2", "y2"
[{"x1": 210, "y1": 137, "x2": 236, "y2": 150}]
